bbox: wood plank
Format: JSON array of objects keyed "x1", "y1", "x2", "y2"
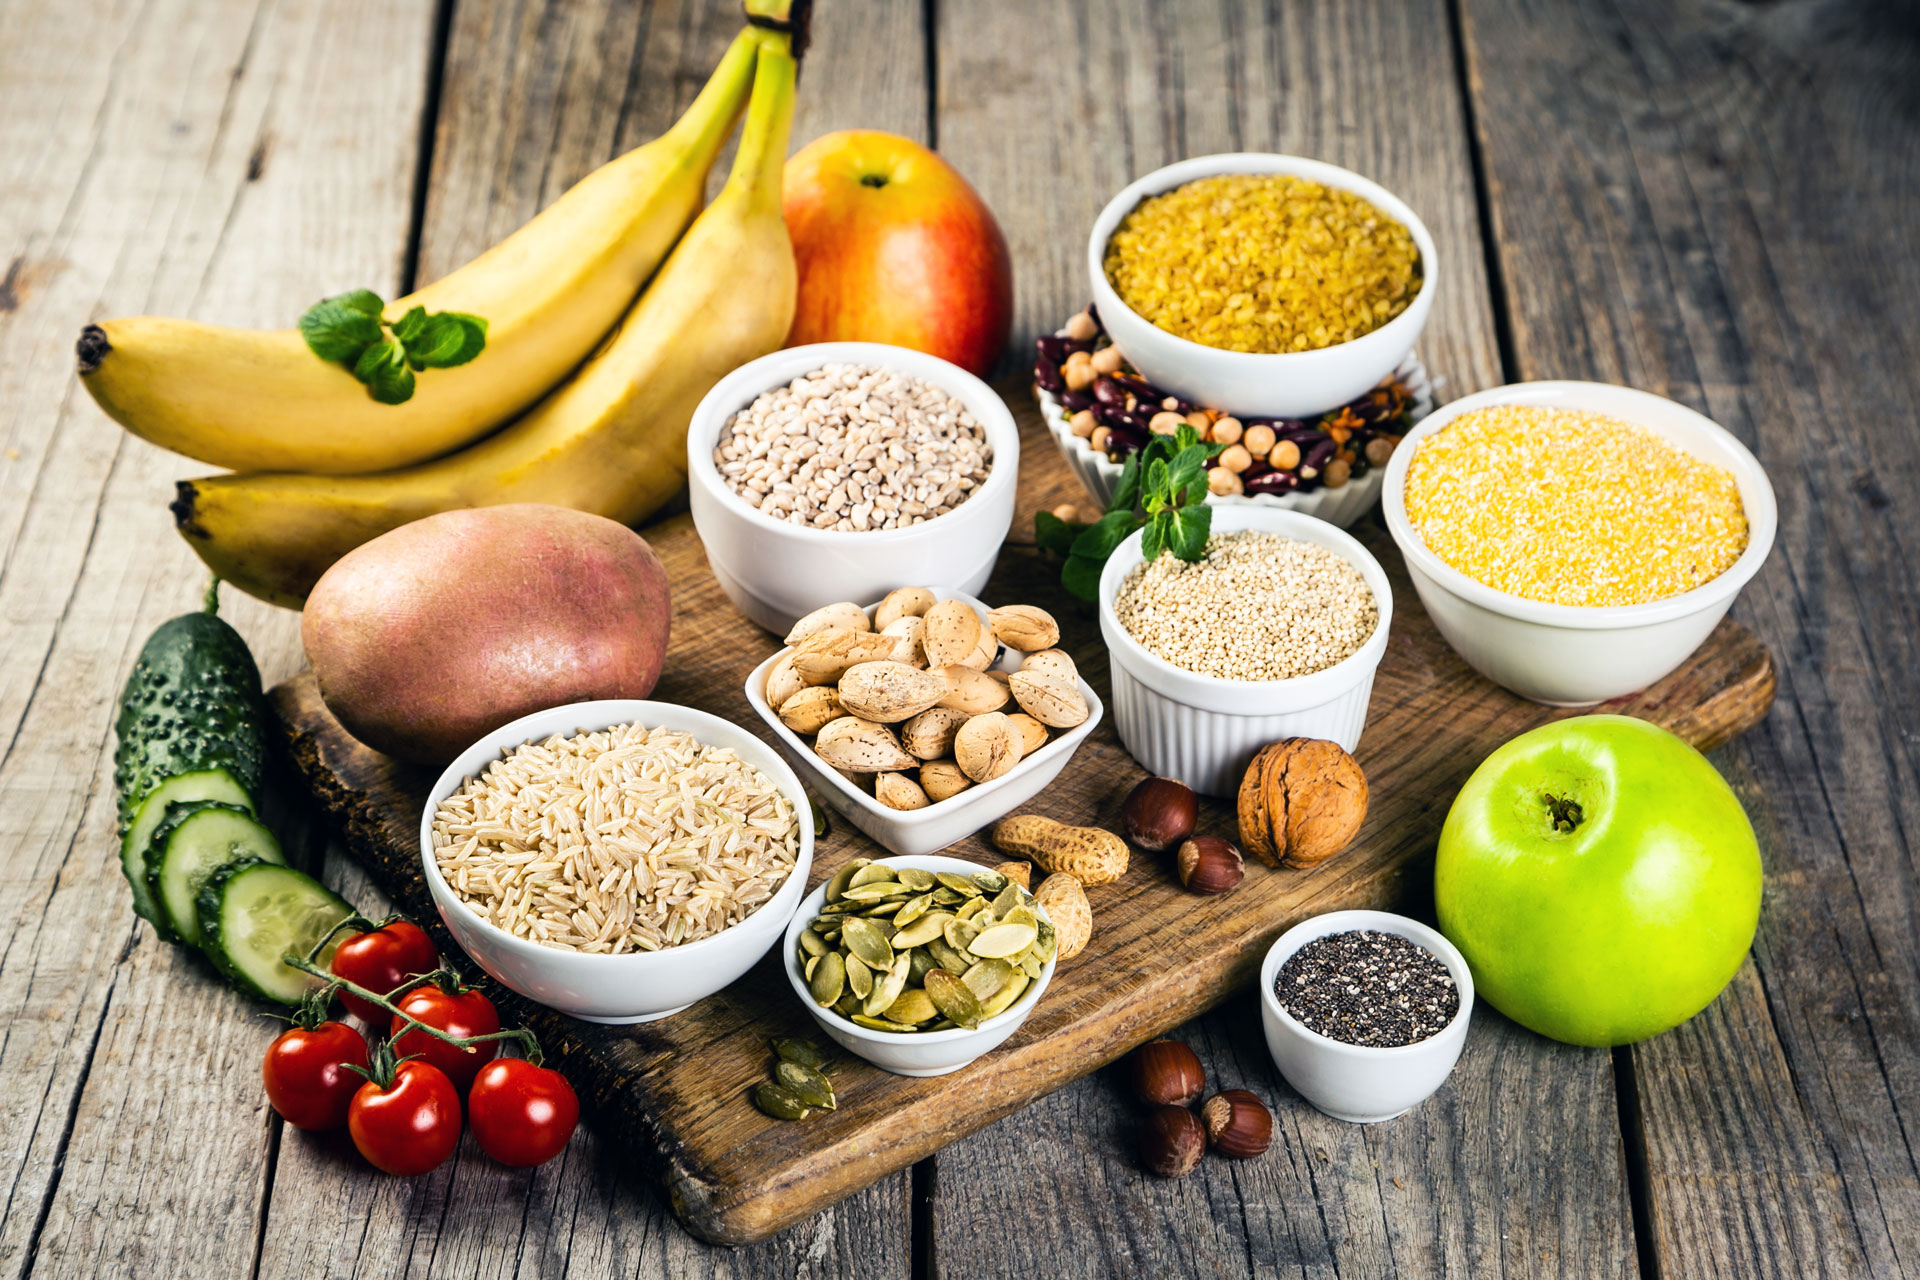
[
  {"x1": 270, "y1": 395, "x2": 1774, "y2": 1244},
  {"x1": 923, "y1": 0, "x2": 1635, "y2": 1275},
  {"x1": 1457, "y1": 0, "x2": 1920, "y2": 1275},
  {"x1": 0, "y1": 0, "x2": 436, "y2": 1276},
  {"x1": 249, "y1": 0, "x2": 929, "y2": 1272}
]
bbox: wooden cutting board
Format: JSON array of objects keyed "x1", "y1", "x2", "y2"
[{"x1": 268, "y1": 409, "x2": 1776, "y2": 1245}]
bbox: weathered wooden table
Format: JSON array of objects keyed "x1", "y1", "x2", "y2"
[{"x1": 3, "y1": 0, "x2": 1914, "y2": 1275}]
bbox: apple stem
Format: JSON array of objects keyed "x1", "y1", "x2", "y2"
[{"x1": 1546, "y1": 794, "x2": 1585, "y2": 833}]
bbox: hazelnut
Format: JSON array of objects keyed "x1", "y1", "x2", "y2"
[
  {"x1": 1139, "y1": 1105, "x2": 1206, "y2": 1179},
  {"x1": 1323, "y1": 457, "x2": 1351, "y2": 489},
  {"x1": 1123, "y1": 776, "x2": 1198, "y2": 853},
  {"x1": 1175, "y1": 836, "x2": 1244, "y2": 895},
  {"x1": 1201, "y1": 1090, "x2": 1273, "y2": 1158},
  {"x1": 1129, "y1": 1038, "x2": 1205, "y2": 1107},
  {"x1": 1242, "y1": 423, "x2": 1277, "y2": 459},
  {"x1": 1365, "y1": 434, "x2": 1399, "y2": 466},
  {"x1": 1270, "y1": 438, "x2": 1301, "y2": 470}
]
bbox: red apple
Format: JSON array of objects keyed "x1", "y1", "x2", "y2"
[{"x1": 782, "y1": 130, "x2": 1013, "y2": 376}]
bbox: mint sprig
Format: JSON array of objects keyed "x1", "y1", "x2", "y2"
[
  {"x1": 299, "y1": 291, "x2": 488, "y2": 404},
  {"x1": 1037, "y1": 423, "x2": 1221, "y2": 601}
]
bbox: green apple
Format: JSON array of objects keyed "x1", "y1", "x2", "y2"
[{"x1": 1434, "y1": 714, "x2": 1761, "y2": 1047}]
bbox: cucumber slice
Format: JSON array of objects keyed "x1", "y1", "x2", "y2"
[
  {"x1": 119, "y1": 770, "x2": 255, "y2": 926},
  {"x1": 197, "y1": 860, "x2": 353, "y2": 1005},
  {"x1": 144, "y1": 801, "x2": 283, "y2": 947}
]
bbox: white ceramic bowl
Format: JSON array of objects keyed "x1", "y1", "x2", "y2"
[
  {"x1": 1097, "y1": 507, "x2": 1393, "y2": 796},
  {"x1": 1382, "y1": 381, "x2": 1778, "y2": 706},
  {"x1": 1088, "y1": 154, "x2": 1437, "y2": 419},
  {"x1": 1260, "y1": 909, "x2": 1473, "y2": 1123},
  {"x1": 744, "y1": 589, "x2": 1105, "y2": 856},
  {"x1": 420, "y1": 700, "x2": 815, "y2": 1024},
  {"x1": 782, "y1": 854, "x2": 1056, "y2": 1076},
  {"x1": 1034, "y1": 352, "x2": 1434, "y2": 527},
  {"x1": 687, "y1": 342, "x2": 1021, "y2": 636}
]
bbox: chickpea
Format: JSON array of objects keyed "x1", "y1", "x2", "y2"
[
  {"x1": 1185, "y1": 411, "x2": 1212, "y2": 433},
  {"x1": 1052, "y1": 501, "x2": 1101, "y2": 524},
  {"x1": 1242, "y1": 423, "x2": 1277, "y2": 460},
  {"x1": 1062, "y1": 350, "x2": 1096, "y2": 392},
  {"x1": 1269, "y1": 439, "x2": 1301, "y2": 470},
  {"x1": 1149, "y1": 411, "x2": 1186, "y2": 435},
  {"x1": 1207, "y1": 466, "x2": 1244, "y2": 497},
  {"x1": 1064, "y1": 311, "x2": 1098, "y2": 342},
  {"x1": 1218, "y1": 443, "x2": 1253, "y2": 473},
  {"x1": 1211, "y1": 416, "x2": 1244, "y2": 446},
  {"x1": 1070, "y1": 408, "x2": 1098, "y2": 438},
  {"x1": 1323, "y1": 457, "x2": 1352, "y2": 489},
  {"x1": 1090, "y1": 425, "x2": 1112, "y2": 454},
  {"x1": 1090, "y1": 346, "x2": 1124, "y2": 376}
]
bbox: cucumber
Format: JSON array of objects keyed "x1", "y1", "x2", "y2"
[
  {"x1": 119, "y1": 770, "x2": 255, "y2": 924},
  {"x1": 113, "y1": 582, "x2": 268, "y2": 925},
  {"x1": 144, "y1": 801, "x2": 284, "y2": 947},
  {"x1": 197, "y1": 860, "x2": 354, "y2": 1005}
]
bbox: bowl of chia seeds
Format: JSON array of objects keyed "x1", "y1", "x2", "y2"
[{"x1": 1258, "y1": 909, "x2": 1473, "y2": 1123}]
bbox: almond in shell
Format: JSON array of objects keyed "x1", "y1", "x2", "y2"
[
  {"x1": 880, "y1": 615, "x2": 929, "y2": 667},
  {"x1": 874, "y1": 586, "x2": 936, "y2": 631},
  {"x1": 837, "y1": 661, "x2": 948, "y2": 722},
  {"x1": 988, "y1": 604, "x2": 1060, "y2": 653},
  {"x1": 955, "y1": 711, "x2": 1024, "y2": 783},
  {"x1": 959, "y1": 620, "x2": 999, "y2": 671},
  {"x1": 1005, "y1": 713, "x2": 1050, "y2": 756},
  {"x1": 764, "y1": 652, "x2": 804, "y2": 711},
  {"x1": 793, "y1": 628, "x2": 899, "y2": 685},
  {"x1": 1009, "y1": 670, "x2": 1089, "y2": 728},
  {"x1": 1032, "y1": 873, "x2": 1092, "y2": 961},
  {"x1": 814, "y1": 716, "x2": 915, "y2": 773},
  {"x1": 875, "y1": 772, "x2": 932, "y2": 811},
  {"x1": 786, "y1": 601, "x2": 870, "y2": 645},
  {"x1": 900, "y1": 706, "x2": 970, "y2": 760},
  {"x1": 920, "y1": 758, "x2": 973, "y2": 802},
  {"x1": 922, "y1": 599, "x2": 983, "y2": 668},
  {"x1": 936, "y1": 665, "x2": 1011, "y2": 715},
  {"x1": 1020, "y1": 649, "x2": 1078, "y2": 680},
  {"x1": 778, "y1": 685, "x2": 844, "y2": 735}
]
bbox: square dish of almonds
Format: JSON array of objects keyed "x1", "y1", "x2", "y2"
[{"x1": 743, "y1": 588, "x2": 1105, "y2": 857}]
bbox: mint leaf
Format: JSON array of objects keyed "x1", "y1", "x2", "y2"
[
  {"x1": 1061, "y1": 553, "x2": 1106, "y2": 601},
  {"x1": 1110, "y1": 452, "x2": 1143, "y2": 514},
  {"x1": 1034, "y1": 510, "x2": 1084, "y2": 556},
  {"x1": 1141, "y1": 512, "x2": 1166, "y2": 562},
  {"x1": 1166, "y1": 447, "x2": 1206, "y2": 500},
  {"x1": 336, "y1": 289, "x2": 386, "y2": 317},
  {"x1": 1174, "y1": 422, "x2": 1201, "y2": 452},
  {"x1": 299, "y1": 296, "x2": 385, "y2": 364},
  {"x1": 1170, "y1": 503, "x2": 1211, "y2": 560},
  {"x1": 403, "y1": 312, "x2": 487, "y2": 369},
  {"x1": 354, "y1": 339, "x2": 415, "y2": 404},
  {"x1": 390, "y1": 305, "x2": 430, "y2": 344},
  {"x1": 1145, "y1": 457, "x2": 1170, "y2": 507},
  {"x1": 1071, "y1": 509, "x2": 1140, "y2": 560}
]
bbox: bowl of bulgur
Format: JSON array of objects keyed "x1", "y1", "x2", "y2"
[
  {"x1": 688, "y1": 343, "x2": 1021, "y2": 637},
  {"x1": 1087, "y1": 153, "x2": 1437, "y2": 419},
  {"x1": 1097, "y1": 508, "x2": 1393, "y2": 796},
  {"x1": 1382, "y1": 381, "x2": 1777, "y2": 706},
  {"x1": 420, "y1": 699, "x2": 815, "y2": 1024}
]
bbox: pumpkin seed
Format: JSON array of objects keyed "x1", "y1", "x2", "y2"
[
  {"x1": 846, "y1": 952, "x2": 874, "y2": 999},
  {"x1": 926, "y1": 1019, "x2": 958, "y2": 1032},
  {"x1": 775, "y1": 1060, "x2": 837, "y2": 1110},
  {"x1": 825, "y1": 859, "x2": 870, "y2": 904},
  {"x1": 925, "y1": 936, "x2": 973, "y2": 973},
  {"x1": 924, "y1": 969, "x2": 984, "y2": 1029},
  {"x1": 798, "y1": 929, "x2": 829, "y2": 958},
  {"x1": 979, "y1": 969, "x2": 1032, "y2": 1018},
  {"x1": 968, "y1": 921, "x2": 1038, "y2": 959},
  {"x1": 754, "y1": 1082, "x2": 811, "y2": 1121},
  {"x1": 772, "y1": 1038, "x2": 830, "y2": 1072},
  {"x1": 1014, "y1": 949, "x2": 1044, "y2": 980},
  {"x1": 842, "y1": 881, "x2": 911, "y2": 903},
  {"x1": 931, "y1": 888, "x2": 967, "y2": 906},
  {"x1": 955, "y1": 897, "x2": 990, "y2": 924},
  {"x1": 893, "y1": 893, "x2": 933, "y2": 928},
  {"x1": 862, "y1": 954, "x2": 911, "y2": 1018},
  {"x1": 804, "y1": 955, "x2": 820, "y2": 983},
  {"x1": 840, "y1": 917, "x2": 894, "y2": 969},
  {"x1": 944, "y1": 917, "x2": 980, "y2": 953},
  {"x1": 992, "y1": 884, "x2": 1026, "y2": 918},
  {"x1": 935, "y1": 872, "x2": 984, "y2": 897},
  {"x1": 961, "y1": 958, "x2": 1013, "y2": 1001},
  {"x1": 885, "y1": 987, "x2": 939, "y2": 1024},
  {"x1": 849, "y1": 864, "x2": 898, "y2": 889},
  {"x1": 907, "y1": 946, "x2": 938, "y2": 983},
  {"x1": 809, "y1": 950, "x2": 846, "y2": 1006},
  {"x1": 891, "y1": 911, "x2": 953, "y2": 949},
  {"x1": 1002, "y1": 904, "x2": 1038, "y2": 932},
  {"x1": 898, "y1": 868, "x2": 937, "y2": 892},
  {"x1": 862, "y1": 900, "x2": 904, "y2": 918},
  {"x1": 972, "y1": 871, "x2": 1010, "y2": 894},
  {"x1": 1033, "y1": 919, "x2": 1058, "y2": 963},
  {"x1": 833, "y1": 991, "x2": 860, "y2": 1018},
  {"x1": 852, "y1": 1014, "x2": 915, "y2": 1033}
]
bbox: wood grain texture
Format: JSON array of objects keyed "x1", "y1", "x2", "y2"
[
  {"x1": 272, "y1": 404, "x2": 1775, "y2": 1244},
  {"x1": 0, "y1": 1, "x2": 433, "y2": 1277},
  {"x1": 1460, "y1": 0, "x2": 1920, "y2": 1276}
]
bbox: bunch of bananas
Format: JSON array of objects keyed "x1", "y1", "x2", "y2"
[{"x1": 80, "y1": 12, "x2": 804, "y2": 608}]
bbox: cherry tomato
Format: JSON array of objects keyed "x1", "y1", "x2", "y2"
[
  {"x1": 347, "y1": 1059, "x2": 462, "y2": 1176},
  {"x1": 468, "y1": 1059, "x2": 579, "y2": 1167},
  {"x1": 262, "y1": 1020, "x2": 370, "y2": 1132},
  {"x1": 391, "y1": 984, "x2": 501, "y2": 1091},
  {"x1": 329, "y1": 920, "x2": 439, "y2": 1024}
]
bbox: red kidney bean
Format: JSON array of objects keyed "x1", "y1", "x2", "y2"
[
  {"x1": 1059, "y1": 390, "x2": 1093, "y2": 412},
  {"x1": 1092, "y1": 377, "x2": 1130, "y2": 409},
  {"x1": 1035, "y1": 357, "x2": 1065, "y2": 394},
  {"x1": 1086, "y1": 303, "x2": 1102, "y2": 328},
  {"x1": 1244, "y1": 470, "x2": 1300, "y2": 494},
  {"x1": 1036, "y1": 335, "x2": 1071, "y2": 363},
  {"x1": 1300, "y1": 438, "x2": 1337, "y2": 474}
]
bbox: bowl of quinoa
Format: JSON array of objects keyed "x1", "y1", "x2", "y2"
[
  {"x1": 1097, "y1": 508, "x2": 1393, "y2": 796},
  {"x1": 1087, "y1": 153, "x2": 1438, "y2": 419},
  {"x1": 1383, "y1": 381, "x2": 1777, "y2": 706}
]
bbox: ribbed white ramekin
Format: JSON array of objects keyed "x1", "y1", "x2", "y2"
[{"x1": 1097, "y1": 507, "x2": 1392, "y2": 796}]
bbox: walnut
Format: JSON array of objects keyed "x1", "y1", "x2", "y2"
[{"x1": 1236, "y1": 738, "x2": 1368, "y2": 868}]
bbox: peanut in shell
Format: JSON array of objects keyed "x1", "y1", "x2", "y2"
[
  {"x1": 990, "y1": 814, "x2": 1129, "y2": 885},
  {"x1": 1032, "y1": 873, "x2": 1092, "y2": 961}
]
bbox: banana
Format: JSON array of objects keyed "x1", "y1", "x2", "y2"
[
  {"x1": 79, "y1": 27, "x2": 767, "y2": 475},
  {"x1": 174, "y1": 39, "x2": 801, "y2": 609}
]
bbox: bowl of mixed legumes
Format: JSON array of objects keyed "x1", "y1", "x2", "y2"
[
  {"x1": 1382, "y1": 382, "x2": 1777, "y2": 706},
  {"x1": 687, "y1": 343, "x2": 1021, "y2": 636},
  {"x1": 1096, "y1": 507, "x2": 1393, "y2": 796},
  {"x1": 1087, "y1": 154, "x2": 1436, "y2": 419}
]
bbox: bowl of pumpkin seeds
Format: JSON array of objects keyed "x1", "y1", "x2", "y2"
[{"x1": 783, "y1": 854, "x2": 1059, "y2": 1076}]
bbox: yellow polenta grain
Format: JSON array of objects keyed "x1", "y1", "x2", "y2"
[
  {"x1": 1103, "y1": 174, "x2": 1422, "y2": 354},
  {"x1": 1403, "y1": 406, "x2": 1748, "y2": 607}
]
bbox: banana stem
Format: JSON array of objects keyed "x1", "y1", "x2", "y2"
[
  {"x1": 728, "y1": 39, "x2": 798, "y2": 208},
  {"x1": 663, "y1": 27, "x2": 764, "y2": 157}
]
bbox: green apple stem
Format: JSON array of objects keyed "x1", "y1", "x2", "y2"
[{"x1": 1545, "y1": 794, "x2": 1585, "y2": 833}]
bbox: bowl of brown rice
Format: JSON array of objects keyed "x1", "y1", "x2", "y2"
[
  {"x1": 1382, "y1": 381, "x2": 1776, "y2": 706},
  {"x1": 1087, "y1": 153, "x2": 1437, "y2": 419},
  {"x1": 420, "y1": 699, "x2": 814, "y2": 1024}
]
